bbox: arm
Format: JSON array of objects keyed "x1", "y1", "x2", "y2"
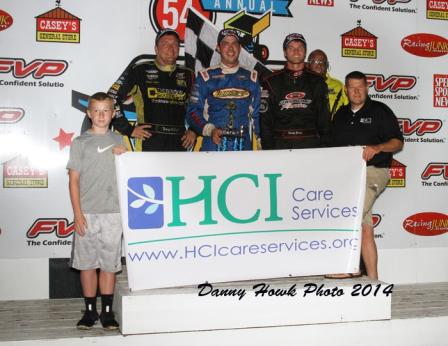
[
  {"x1": 363, "y1": 138, "x2": 404, "y2": 161},
  {"x1": 181, "y1": 69, "x2": 197, "y2": 149},
  {"x1": 260, "y1": 80, "x2": 275, "y2": 149},
  {"x1": 315, "y1": 79, "x2": 331, "y2": 146},
  {"x1": 68, "y1": 169, "x2": 87, "y2": 236},
  {"x1": 108, "y1": 60, "x2": 151, "y2": 139},
  {"x1": 250, "y1": 76, "x2": 261, "y2": 139},
  {"x1": 186, "y1": 71, "x2": 213, "y2": 136}
]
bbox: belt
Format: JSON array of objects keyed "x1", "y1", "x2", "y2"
[
  {"x1": 140, "y1": 123, "x2": 184, "y2": 136},
  {"x1": 273, "y1": 128, "x2": 318, "y2": 140}
]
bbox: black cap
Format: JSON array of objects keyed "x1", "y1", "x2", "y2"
[
  {"x1": 217, "y1": 29, "x2": 240, "y2": 45},
  {"x1": 283, "y1": 33, "x2": 307, "y2": 50},
  {"x1": 155, "y1": 28, "x2": 180, "y2": 45}
]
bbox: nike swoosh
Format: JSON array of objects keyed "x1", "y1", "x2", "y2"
[{"x1": 97, "y1": 144, "x2": 114, "y2": 153}]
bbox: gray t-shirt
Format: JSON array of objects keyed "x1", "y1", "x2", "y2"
[{"x1": 67, "y1": 130, "x2": 123, "y2": 213}]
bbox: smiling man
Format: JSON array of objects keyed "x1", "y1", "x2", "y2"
[
  {"x1": 186, "y1": 29, "x2": 260, "y2": 151},
  {"x1": 260, "y1": 33, "x2": 331, "y2": 150},
  {"x1": 108, "y1": 28, "x2": 196, "y2": 152}
]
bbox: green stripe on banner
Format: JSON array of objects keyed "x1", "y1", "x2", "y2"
[{"x1": 128, "y1": 228, "x2": 359, "y2": 246}]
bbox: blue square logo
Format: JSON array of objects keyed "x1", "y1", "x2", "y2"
[{"x1": 127, "y1": 177, "x2": 164, "y2": 229}]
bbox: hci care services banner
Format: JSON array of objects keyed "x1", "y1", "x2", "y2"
[{"x1": 116, "y1": 147, "x2": 366, "y2": 291}]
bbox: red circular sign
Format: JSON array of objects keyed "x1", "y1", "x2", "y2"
[{"x1": 150, "y1": 0, "x2": 215, "y2": 43}]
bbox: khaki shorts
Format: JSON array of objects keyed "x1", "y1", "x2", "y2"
[
  {"x1": 363, "y1": 166, "x2": 390, "y2": 226},
  {"x1": 70, "y1": 213, "x2": 123, "y2": 273}
]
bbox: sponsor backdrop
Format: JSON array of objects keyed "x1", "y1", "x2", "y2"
[{"x1": 0, "y1": 0, "x2": 446, "y2": 290}]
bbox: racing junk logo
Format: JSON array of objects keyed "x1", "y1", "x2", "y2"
[
  {"x1": 128, "y1": 177, "x2": 164, "y2": 229},
  {"x1": 0, "y1": 9, "x2": 13, "y2": 32}
]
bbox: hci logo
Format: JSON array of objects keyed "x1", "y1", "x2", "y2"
[{"x1": 128, "y1": 177, "x2": 164, "y2": 229}]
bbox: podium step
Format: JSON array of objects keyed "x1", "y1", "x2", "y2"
[{"x1": 115, "y1": 274, "x2": 391, "y2": 335}]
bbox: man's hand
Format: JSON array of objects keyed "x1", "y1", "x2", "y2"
[
  {"x1": 363, "y1": 144, "x2": 382, "y2": 161},
  {"x1": 74, "y1": 213, "x2": 87, "y2": 236},
  {"x1": 112, "y1": 145, "x2": 127, "y2": 155},
  {"x1": 131, "y1": 124, "x2": 152, "y2": 140},
  {"x1": 211, "y1": 128, "x2": 223, "y2": 145},
  {"x1": 181, "y1": 130, "x2": 197, "y2": 149}
]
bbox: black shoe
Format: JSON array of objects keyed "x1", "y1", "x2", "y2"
[
  {"x1": 100, "y1": 311, "x2": 119, "y2": 330},
  {"x1": 76, "y1": 311, "x2": 99, "y2": 330}
]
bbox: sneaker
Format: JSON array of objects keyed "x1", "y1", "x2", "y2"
[
  {"x1": 100, "y1": 311, "x2": 119, "y2": 330},
  {"x1": 76, "y1": 311, "x2": 99, "y2": 330}
]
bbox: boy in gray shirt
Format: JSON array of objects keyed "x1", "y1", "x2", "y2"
[{"x1": 67, "y1": 92, "x2": 126, "y2": 330}]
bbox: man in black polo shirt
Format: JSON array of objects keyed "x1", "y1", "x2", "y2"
[{"x1": 329, "y1": 71, "x2": 404, "y2": 280}]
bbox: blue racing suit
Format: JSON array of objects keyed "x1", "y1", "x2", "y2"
[{"x1": 186, "y1": 64, "x2": 260, "y2": 151}]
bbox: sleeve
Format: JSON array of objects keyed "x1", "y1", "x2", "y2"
[
  {"x1": 186, "y1": 72, "x2": 210, "y2": 135},
  {"x1": 108, "y1": 62, "x2": 138, "y2": 137},
  {"x1": 379, "y1": 103, "x2": 404, "y2": 143},
  {"x1": 315, "y1": 79, "x2": 331, "y2": 147},
  {"x1": 260, "y1": 79, "x2": 275, "y2": 149},
  {"x1": 250, "y1": 79, "x2": 261, "y2": 137},
  {"x1": 66, "y1": 138, "x2": 82, "y2": 172}
]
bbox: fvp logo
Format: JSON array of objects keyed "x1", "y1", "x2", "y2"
[
  {"x1": 128, "y1": 177, "x2": 164, "y2": 229},
  {"x1": 366, "y1": 74, "x2": 416, "y2": 92}
]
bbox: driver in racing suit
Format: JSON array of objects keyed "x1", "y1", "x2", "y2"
[
  {"x1": 109, "y1": 29, "x2": 196, "y2": 151},
  {"x1": 186, "y1": 29, "x2": 260, "y2": 151},
  {"x1": 260, "y1": 33, "x2": 330, "y2": 149}
]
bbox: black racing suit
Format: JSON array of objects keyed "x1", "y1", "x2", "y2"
[
  {"x1": 260, "y1": 68, "x2": 331, "y2": 149},
  {"x1": 108, "y1": 56, "x2": 194, "y2": 151}
]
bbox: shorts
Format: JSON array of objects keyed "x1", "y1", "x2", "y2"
[
  {"x1": 70, "y1": 213, "x2": 123, "y2": 273},
  {"x1": 363, "y1": 166, "x2": 390, "y2": 226}
]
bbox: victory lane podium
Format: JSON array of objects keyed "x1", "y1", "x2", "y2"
[{"x1": 115, "y1": 273, "x2": 391, "y2": 335}]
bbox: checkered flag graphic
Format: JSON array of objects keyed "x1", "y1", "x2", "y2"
[{"x1": 185, "y1": 8, "x2": 272, "y2": 79}]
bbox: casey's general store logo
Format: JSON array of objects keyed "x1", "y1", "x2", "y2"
[
  {"x1": 341, "y1": 20, "x2": 377, "y2": 59},
  {"x1": 427, "y1": 0, "x2": 448, "y2": 20},
  {"x1": 35, "y1": 0, "x2": 81, "y2": 43},
  {"x1": 387, "y1": 159, "x2": 406, "y2": 188},
  {"x1": 3, "y1": 156, "x2": 48, "y2": 188}
]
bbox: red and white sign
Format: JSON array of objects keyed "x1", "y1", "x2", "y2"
[
  {"x1": 401, "y1": 33, "x2": 448, "y2": 57},
  {"x1": 367, "y1": 74, "x2": 416, "y2": 93},
  {"x1": 403, "y1": 212, "x2": 448, "y2": 236},
  {"x1": 0, "y1": 58, "x2": 68, "y2": 79},
  {"x1": 0, "y1": 9, "x2": 13, "y2": 31},
  {"x1": 434, "y1": 74, "x2": 448, "y2": 107}
]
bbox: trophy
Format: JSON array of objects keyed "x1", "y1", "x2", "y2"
[{"x1": 217, "y1": 101, "x2": 245, "y2": 151}]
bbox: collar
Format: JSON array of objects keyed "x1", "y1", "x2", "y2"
[
  {"x1": 155, "y1": 60, "x2": 176, "y2": 72},
  {"x1": 285, "y1": 66, "x2": 305, "y2": 78},
  {"x1": 220, "y1": 63, "x2": 240, "y2": 74},
  {"x1": 351, "y1": 97, "x2": 372, "y2": 113}
]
